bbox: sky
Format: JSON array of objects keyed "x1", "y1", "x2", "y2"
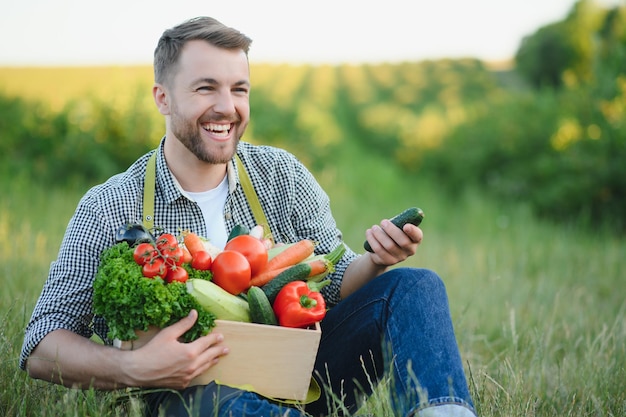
[{"x1": 0, "y1": 0, "x2": 620, "y2": 66}]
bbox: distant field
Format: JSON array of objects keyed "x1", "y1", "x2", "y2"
[
  {"x1": 1, "y1": 62, "x2": 624, "y2": 416},
  {"x1": 0, "y1": 65, "x2": 154, "y2": 110}
]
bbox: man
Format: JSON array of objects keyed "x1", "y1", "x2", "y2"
[{"x1": 21, "y1": 17, "x2": 477, "y2": 417}]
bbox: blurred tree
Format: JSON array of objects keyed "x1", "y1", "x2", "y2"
[
  {"x1": 515, "y1": 22, "x2": 578, "y2": 88},
  {"x1": 514, "y1": 0, "x2": 607, "y2": 89},
  {"x1": 596, "y1": 5, "x2": 626, "y2": 79}
]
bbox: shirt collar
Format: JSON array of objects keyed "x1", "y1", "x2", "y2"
[{"x1": 154, "y1": 137, "x2": 240, "y2": 204}]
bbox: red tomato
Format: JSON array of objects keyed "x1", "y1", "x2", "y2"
[
  {"x1": 224, "y1": 234, "x2": 268, "y2": 276},
  {"x1": 156, "y1": 233, "x2": 178, "y2": 251},
  {"x1": 142, "y1": 257, "x2": 166, "y2": 278},
  {"x1": 133, "y1": 242, "x2": 156, "y2": 265},
  {"x1": 162, "y1": 245, "x2": 185, "y2": 267},
  {"x1": 191, "y1": 250, "x2": 212, "y2": 270},
  {"x1": 211, "y1": 250, "x2": 251, "y2": 295},
  {"x1": 165, "y1": 265, "x2": 189, "y2": 283}
]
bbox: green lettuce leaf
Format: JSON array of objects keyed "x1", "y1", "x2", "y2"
[{"x1": 93, "y1": 242, "x2": 215, "y2": 342}]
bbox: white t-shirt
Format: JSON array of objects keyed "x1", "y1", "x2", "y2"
[{"x1": 184, "y1": 175, "x2": 229, "y2": 249}]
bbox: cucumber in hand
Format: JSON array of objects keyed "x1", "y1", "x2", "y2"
[{"x1": 364, "y1": 207, "x2": 424, "y2": 252}]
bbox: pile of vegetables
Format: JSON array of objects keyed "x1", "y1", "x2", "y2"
[
  {"x1": 93, "y1": 223, "x2": 345, "y2": 344},
  {"x1": 93, "y1": 239, "x2": 214, "y2": 342}
]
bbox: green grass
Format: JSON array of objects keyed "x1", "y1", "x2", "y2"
[{"x1": 1, "y1": 153, "x2": 625, "y2": 416}]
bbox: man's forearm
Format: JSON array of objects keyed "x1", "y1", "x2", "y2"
[
  {"x1": 26, "y1": 329, "x2": 133, "y2": 390},
  {"x1": 340, "y1": 253, "x2": 388, "y2": 299},
  {"x1": 25, "y1": 311, "x2": 229, "y2": 391}
]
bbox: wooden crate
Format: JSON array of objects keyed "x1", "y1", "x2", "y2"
[{"x1": 116, "y1": 319, "x2": 322, "y2": 401}]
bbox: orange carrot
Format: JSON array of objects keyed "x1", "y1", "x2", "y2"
[
  {"x1": 183, "y1": 231, "x2": 205, "y2": 256},
  {"x1": 306, "y1": 259, "x2": 328, "y2": 277},
  {"x1": 264, "y1": 239, "x2": 315, "y2": 272},
  {"x1": 181, "y1": 246, "x2": 193, "y2": 264},
  {"x1": 249, "y1": 265, "x2": 291, "y2": 287}
]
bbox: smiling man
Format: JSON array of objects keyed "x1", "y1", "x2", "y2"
[{"x1": 21, "y1": 16, "x2": 477, "y2": 417}]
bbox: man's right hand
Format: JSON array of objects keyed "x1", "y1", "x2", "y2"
[
  {"x1": 123, "y1": 309, "x2": 229, "y2": 389},
  {"x1": 27, "y1": 309, "x2": 228, "y2": 390}
]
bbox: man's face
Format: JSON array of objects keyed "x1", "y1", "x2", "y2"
[{"x1": 163, "y1": 40, "x2": 251, "y2": 164}]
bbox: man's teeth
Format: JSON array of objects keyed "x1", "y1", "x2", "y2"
[{"x1": 203, "y1": 123, "x2": 230, "y2": 137}]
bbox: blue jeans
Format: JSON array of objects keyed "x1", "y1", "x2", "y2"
[
  {"x1": 143, "y1": 382, "x2": 306, "y2": 416},
  {"x1": 144, "y1": 268, "x2": 475, "y2": 416},
  {"x1": 307, "y1": 267, "x2": 475, "y2": 416}
]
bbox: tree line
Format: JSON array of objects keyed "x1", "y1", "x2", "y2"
[{"x1": 0, "y1": 0, "x2": 623, "y2": 231}]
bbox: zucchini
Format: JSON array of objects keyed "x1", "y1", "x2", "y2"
[
  {"x1": 247, "y1": 286, "x2": 278, "y2": 325},
  {"x1": 186, "y1": 279, "x2": 251, "y2": 322},
  {"x1": 261, "y1": 263, "x2": 312, "y2": 303},
  {"x1": 324, "y1": 243, "x2": 346, "y2": 265},
  {"x1": 364, "y1": 207, "x2": 425, "y2": 252}
]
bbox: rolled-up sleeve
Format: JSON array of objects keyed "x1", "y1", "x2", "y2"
[{"x1": 20, "y1": 191, "x2": 113, "y2": 370}]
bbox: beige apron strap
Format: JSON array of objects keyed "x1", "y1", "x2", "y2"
[
  {"x1": 142, "y1": 151, "x2": 157, "y2": 230},
  {"x1": 235, "y1": 154, "x2": 273, "y2": 243},
  {"x1": 143, "y1": 151, "x2": 271, "y2": 241}
]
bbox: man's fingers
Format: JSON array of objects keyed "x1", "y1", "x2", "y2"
[
  {"x1": 366, "y1": 220, "x2": 421, "y2": 263},
  {"x1": 194, "y1": 331, "x2": 226, "y2": 352},
  {"x1": 161, "y1": 309, "x2": 198, "y2": 338},
  {"x1": 402, "y1": 223, "x2": 423, "y2": 245},
  {"x1": 184, "y1": 333, "x2": 229, "y2": 379}
]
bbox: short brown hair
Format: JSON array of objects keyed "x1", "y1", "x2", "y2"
[{"x1": 154, "y1": 16, "x2": 253, "y2": 85}]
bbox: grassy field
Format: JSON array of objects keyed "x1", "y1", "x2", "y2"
[{"x1": 1, "y1": 142, "x2": 624, "y2": 416}]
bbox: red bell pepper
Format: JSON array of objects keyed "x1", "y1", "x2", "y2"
[{"x1": 272, "y1": 280, "x2": 328, "y2": 328}]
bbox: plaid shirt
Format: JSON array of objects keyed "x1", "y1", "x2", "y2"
[{"x1": 20, "y1": 138, "x2": 357, "y2": 370}]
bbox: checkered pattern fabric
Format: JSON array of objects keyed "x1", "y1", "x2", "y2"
[{"x1": 20, "y1": 138, "x2": 356, "y2": 370}]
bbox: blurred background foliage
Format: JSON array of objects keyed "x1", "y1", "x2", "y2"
[{"x1": 0, "y1": 0, "x2": 623, "y2": 232}]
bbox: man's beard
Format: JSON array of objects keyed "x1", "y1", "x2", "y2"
[{"x1": 170, "y1": 110, "x2": 240, "y2": 164}]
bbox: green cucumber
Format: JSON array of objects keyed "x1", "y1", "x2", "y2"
[
  {"x1": 364, "y1": 207, "x2": 425, "y2": 252},
  {"x1": 227, "y1": 224, "x2": 249, "y2": 242},
  {"x1": 247, "y1": 286, "x2": 278, "y2": 325},
  {"x1": 261, "y1": 263, "x2": 312, "y2": 303}
]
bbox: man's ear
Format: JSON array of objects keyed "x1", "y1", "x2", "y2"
[{"x1": 153, "y1": 83, "x2": 170, "y2": 115}]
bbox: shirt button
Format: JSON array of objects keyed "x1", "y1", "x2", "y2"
[{"x1": 225, "y1": 212, "x2": 232, "y2": 220}]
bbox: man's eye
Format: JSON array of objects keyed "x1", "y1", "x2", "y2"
[{"x1": 197, "y1": 86, "x2": 213, "y2": 91}]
